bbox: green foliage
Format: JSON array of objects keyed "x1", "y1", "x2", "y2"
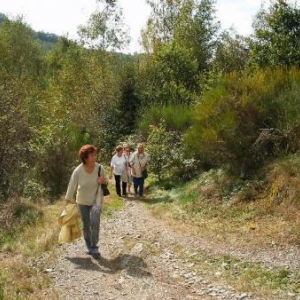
[
  {"x1": 99, "y1": 61, "x2": 141, "y2": 154},
  {"x1": 174, "y1": 0, "x2": 220, "y2": 73},
  {"x1": 0, "y1": 199, "x2": 43, "y2": 250},
  {"x1": 118, "y1": 62, "x2": 140, "y2": 134},
  {"x1": 0, "y1": 273, "x2": 4, "y2": 300},
  {"x1": 0, "y1": 13, "x2": 7, "y2": 23},
  {"x1": 78, "y1": 0, "x2": 129, "y2": 51},
  {"x1": 250, "y1": 0, "x2": 300, "y2": 68},
  {"x1": 22, "y1": 180, "x2": 48, "y2": 202},
  {"x1": 0, "y1": 9, "x2": 134, "y2": 201},
  {"x1": 140, "y1": 0, "x2": 219, "y2": 106},
  {"x1": 35, "y1": 145, "x2": 74, "y2": 199},
  {"x1": 213, "y1": 30, "x2": 249, "y2": 73},
  {"x1": 35, "y1": 31, "x2": 59, "y2": 44},
  {"x1": 13, "y1": 202, "x2": 43, "y2": 226},
  {"x1": 146, "y1": 121, "x2": 177, "y2": 179},
  {"x1": 186, "y1": 68, "x2": 300, "y2": 175},
  {"x1": 146, "y1": 44, "x2": 199, "y2": 105},
  {"x1": 138, "y1": 104, "x2": 193, "y2": 134},
  {"x1": 0, "y1": 18, "x2": 43, "y2": 200},
  {"x1": 0, "y1": 17, "x2": 42, "y2": 81},
  {"x1": 146, "y1": 121, "x2": 198, "y2": 181}
]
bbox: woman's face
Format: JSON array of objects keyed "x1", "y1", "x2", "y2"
[
  {"x1": 117, "y1": 149, "x2": 123, "y2": 157},
  {"x1": 138, "y1": 145, "x2": 144, "y2": 154},
  {"x1": 85, "y1": 152, "x2": 97, "y2": 165}
]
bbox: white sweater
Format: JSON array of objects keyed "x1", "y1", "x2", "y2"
[
  {"x1": 65, "y1": 163, "x2": 106, "y2": 205},
  {"x1": 129, "y1": 151, "x2": 150, "y2": 178}
]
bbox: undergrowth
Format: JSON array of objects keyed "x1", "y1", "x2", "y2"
[{"x1": 146, "y1": 155, "x2": 300, "y2": 299}]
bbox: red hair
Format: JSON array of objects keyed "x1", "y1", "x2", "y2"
[{"x1": 78, "y1": 144, "x2": 98, "y2": 164}]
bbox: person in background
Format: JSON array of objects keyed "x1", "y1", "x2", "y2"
[
  {"x1": 122, "y1": 144, "x2": 133, "y2": 195},
  {"x1": 110, "y1": 145, "x2": 127, "y2": 197},
  {"x1": 65, "y1": 144, "x2": 107, "y2": 258},
  {"x1": 130, "y1": 143, "x2": 150, "y2": 198}
]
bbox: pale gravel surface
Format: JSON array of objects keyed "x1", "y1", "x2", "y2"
[{"x1": 37, "y1": 197, "x2": 300, "y2": 300}]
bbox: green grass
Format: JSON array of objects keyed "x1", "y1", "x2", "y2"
[
  {"x1": 145, "y1": 167, "x2": 300, "y2": 299},
  {"x1": 172, "y1": 244, "x2": 300, "y2": 299}
]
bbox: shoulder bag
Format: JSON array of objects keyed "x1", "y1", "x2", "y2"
[{"x1": 98, "y1": 165, "x2": 110, "y2": 196}]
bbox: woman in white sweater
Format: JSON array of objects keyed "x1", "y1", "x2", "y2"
[
  {"x1": 65, "y1": 144, "x2": 107, "y2": 257},
  {"x1": 130, "y1": 143, "x2": 150, "y2": 198},
  {"x1": 109, "y1": 145, "x2": 126, "y2": 196}
]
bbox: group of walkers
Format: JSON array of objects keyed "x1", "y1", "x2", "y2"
[
  {"x1": 110, "y1": 143, "x2": 150, "y2": 198},
  {"x1": 64, "y1": 143, "x2": 150, "y2": 257}
]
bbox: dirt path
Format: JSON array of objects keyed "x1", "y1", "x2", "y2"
[{"x1": 41, "y1": 198, "x2": 300, "y2": 300}]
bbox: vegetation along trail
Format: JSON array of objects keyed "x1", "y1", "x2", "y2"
[{"x1": 35, "y1": 195, "x2": 300, "y2": 300}]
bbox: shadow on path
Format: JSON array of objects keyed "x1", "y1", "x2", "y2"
[{"x1": 66, "y1": 253, "x2": 152, "y2": 278}]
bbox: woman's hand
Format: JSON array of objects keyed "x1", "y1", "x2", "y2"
[
  {"x1": 98, "y1": 176, "x2": 107, "y2": 185},
  {"x1": 132, "y1": 167, "x2": 136, "y2": 176}
]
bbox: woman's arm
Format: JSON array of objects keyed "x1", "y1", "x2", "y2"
[{"x1": 65, "y1": 169, "x2": 78, "y2": 204}]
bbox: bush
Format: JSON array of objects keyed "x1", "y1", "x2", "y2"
[
  {"x1": 185, "y1": 68, "x2": 300, "y2": 176},
  {"x1": 146, "y1": 121, "x2": 199, "y2": 182},
  {"x1": 22, "y1": 180, "x2": 48, "y2": 202},
  {"x1": 35, "y1": 142, "x2": 77, "y2": 199},
  {"x1": 138, "y1": 104, "x2": 193, "y2": 134}
]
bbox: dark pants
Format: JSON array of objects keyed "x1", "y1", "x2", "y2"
[
  {"x1": 114, "y1": 174, "x2": 127, "y2": 196},
  {"x1": 132, "y1": 176, "x2": 145, "y2": 196},
  {"x1": 78, "y1": 204, "x2": 100, "y2": 250}
]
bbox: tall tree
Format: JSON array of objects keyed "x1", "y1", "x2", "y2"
[
  {"x1": 140, "y1": 0, "x2": 219, "y2": 106},
  {"x1": 213, "y1": 30, "x2": 250, "y2": 73},
  {"x1": 78, "y1": 0, "x2": 129, "y2": 51},
  {"x1": 250, "y1": 0, "x2": 300, "y2": 68},
  {"x1": 0, "y1": 18, "x2": 43, "y2": 199}
]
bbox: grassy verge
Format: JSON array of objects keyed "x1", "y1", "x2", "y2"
[
  {"x1": 0, "y1": 189, "x2": 124, "y2": 300},
  {"x1": 145, "y1": 167, "x2": 300, "y2": 299},
  {"x1": 173, "y1": 246, "x2": 300, "y2": 300}
]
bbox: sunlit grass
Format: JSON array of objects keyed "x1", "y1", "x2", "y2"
[
  {"x1": 145, "y1": 165, "x2": 300, "y2": 299},
  {"x1": 0, "y1": 191, "x2": 124, "y2": 300}
]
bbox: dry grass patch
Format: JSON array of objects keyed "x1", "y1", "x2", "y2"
[
  {"x1": 0, "y1": 193, "x2": 125, "y2": 299},
  {"x1": 0, "y1": 198, "x2": 63, "y2": 300},
  {"x1": 147, "y1": 163, "x2": 300, "y2": 248},
  {"x1": 145, "y1": 164, "x2": 300, "y2": 299}
]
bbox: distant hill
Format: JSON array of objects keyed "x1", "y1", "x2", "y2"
[
  {"x1": 0, "y1": 12, "x2": 139, "y2": 57},
  {"x1": 0, "y1": 12, "x2": 60, "y2": 52},
  {"x1": 0, "y1": 12, "x2": 7, "y2": 23},
  {"x1": 34, "y1": 31, "x2": 60, "y2": 52}
]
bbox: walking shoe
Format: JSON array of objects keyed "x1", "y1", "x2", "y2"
[
  {"x1": 86, "y1": 247, "x2": 93, "y2": 255},
  {"x1": 91, "y1": 248, "x2": 101, "y2": 258}
]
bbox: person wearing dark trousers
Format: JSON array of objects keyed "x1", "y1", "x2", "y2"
[
  {"x1": 130, "y1": 143, "x2": 150, "y2": 198},
  {"x1": 110, "y1": 145, "x2": 127, "y2": 197}
]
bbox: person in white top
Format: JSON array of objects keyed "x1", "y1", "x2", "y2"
[
  {"x1": 65, "y1": 144, "x2": 107, "y2": 257},
  {"x1": 130, "y1": 143, "x2": 150, "y2": 198},
  {"x1": 122, "y1": 144, "x2": 133, "y2": 194},
  {"x1": 110, "y1": 145, "x2": 126, "y2": 196}
]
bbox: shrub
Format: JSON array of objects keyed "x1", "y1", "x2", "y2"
[
  {"x1": 146, "y1": 121, "x2": 199, "y2": 182},
  {"x1": 138, "y1": 104, "x2": 193, "y2": 135},
  {"x1": 34, "y1": 142, "x2": 77, "y2": 200},
  {"x1": 185, "y1": 68, "x2": 300, "y2": 176}
]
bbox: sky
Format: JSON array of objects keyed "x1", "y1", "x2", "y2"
[{"x1": 0, "y1": 0, "x2": 267, "y2": 53}]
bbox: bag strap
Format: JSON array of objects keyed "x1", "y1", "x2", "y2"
[
  {"x1": 98, "y1": 165, "x2": 101, "y2": 177},
  {"x1": 137, "y1": 155, "x2": 146, "y2": 169},
  {"x1": 137, "y1": 155, "x2": 142, "y2": 169}
]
